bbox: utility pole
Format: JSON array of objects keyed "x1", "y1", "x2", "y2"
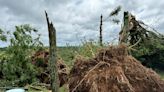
[{"x1": 45, "y1": 11, "x2": 59, "y2": 92}]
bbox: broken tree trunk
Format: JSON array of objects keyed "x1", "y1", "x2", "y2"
[
  {"x1": 99, "y1": 14, "x2": 103, "y2": 46},
  {"x1": 119, "y1": 11, "x2": 160, "y2": 46},
  {"x1": 119, "y1": 12, "x2": 130, "y2": 44},
  {"x1": 45, "y1": 11, "x2": 59, "y2": 92}
]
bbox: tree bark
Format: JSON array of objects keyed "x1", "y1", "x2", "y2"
[
  {"x1": 45, "y1": 11, "x2": 59, "y2": 92},
  {"x1": 99, "y1": 14, "x2": 103, "y2": 46},
  {"x1": 119, "y1": 11, "x2": 130, "y2": 44}
]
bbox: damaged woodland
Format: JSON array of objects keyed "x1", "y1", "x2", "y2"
[
  {"x1": 29, "y1": 11, "x2": 164, "y2": 92},
  {"x1": 1, "y1": 2, "x2": 164, "y2": 91},
  {"x1": 69, "y1": 12, "x2": 164, "y2": 92}
]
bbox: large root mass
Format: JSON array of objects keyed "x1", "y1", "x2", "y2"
[
  {"x1": 69, "y1": 45, "x2": 164, "y2": 92},
  {"x1": 31, "y1": 50, "x2": 69, "y2": 87}
]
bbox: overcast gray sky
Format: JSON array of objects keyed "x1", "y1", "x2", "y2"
[{"x1": 0, "y1": 0, "x2": 164, "y2": 47}]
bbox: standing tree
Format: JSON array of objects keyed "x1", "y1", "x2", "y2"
[{"x1": 45, "y1": 11, "x2": 59, "y2": 92}]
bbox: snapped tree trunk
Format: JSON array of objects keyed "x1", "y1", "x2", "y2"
[
  {"x1": 119, "y1": 12, "x2": 130, "y2": 44},
  {"x1": 99, "y1": 14, "x2": 103, "y2": 46},
  {"x1": 45, "y1": 11, "x2": 59, "y2": 92}
]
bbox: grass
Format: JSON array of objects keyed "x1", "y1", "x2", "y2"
[{"x1": 57, "y1": 46, "x2": 79, "y2": 67}]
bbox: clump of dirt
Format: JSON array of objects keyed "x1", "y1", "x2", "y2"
[
  {"x1": 31, "y1": 50, "x2": 69, "y2": 87},
  {"x1": 69, "y1": 45, "x2": 164, "y2": 92}
]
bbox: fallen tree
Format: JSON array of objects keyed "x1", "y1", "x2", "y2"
[
  {"x1": 69, "y1": 45, "x2": 164, "y2": 92},
  {"x1": 119, "y1": 12, "x2": 164, "y2": 70},
  {"x1": 119, "y1": 11, "x2": 164, "y2": 45}
]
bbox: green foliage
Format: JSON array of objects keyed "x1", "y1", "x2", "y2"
[
  {"x1": 0, "y1": 28, "x2": 7, "y2": 42},
  {"x1": 10, "y1": 24, "x2": 43, "y2": 48},
  {"x1": 131, "y1": 33, "x2": 164, "y2": 70},
  {"x1": 57, "y1": 40, "x2": 102, "y2": 68},
  {"x1": 120, "y1": 14, "x2": 164, "y2": 70},
  {"x1": 0, "y1": 24, "x2": 43, "y2": 86},
  {"x1": 77, "y1": 40, "x2": 102, "y2": 59},
  {"x1": 57, "y1": 46, "x2": 78, "y2": 67}
]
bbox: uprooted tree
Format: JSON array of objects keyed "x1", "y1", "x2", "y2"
[
  {"x1": 119, "y1": 11, "x2": 164, "y2": 45},
  {"x1": 119, "y1": 11, "x2": 164, "y2": 70},
  {"x1": 69, "y1": 45, "x2": 164, "y2": 92}
]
